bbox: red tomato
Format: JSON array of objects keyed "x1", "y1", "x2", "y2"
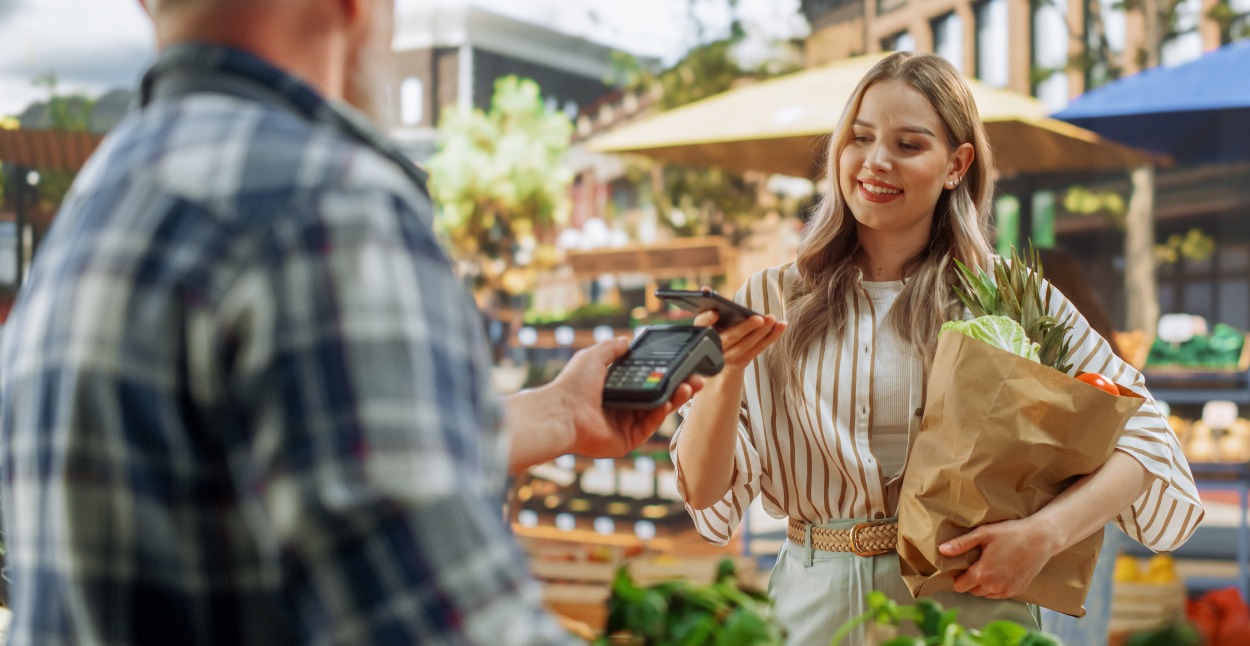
[{"x1": 1076, "y1": 372, "x2": 1119, "y2": 395}]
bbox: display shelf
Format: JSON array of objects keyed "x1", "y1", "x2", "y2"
[
  {"x1": 1144, "y1": 367, "x2": 1250, "y2": 405},
  {"x1": 1129, "y1": 367, "x2": 1250, "y2": 597},
  {"x1": 1190, "y1": 461, "x2": 1250, "y2": 599},
  {"x1": 1150, "y1": 387, "x2": 1250, "y2": 406}
]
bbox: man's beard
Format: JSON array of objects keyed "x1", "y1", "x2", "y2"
[{"x1": 344, "y1": 4, "x2": 393, "y2": 125}]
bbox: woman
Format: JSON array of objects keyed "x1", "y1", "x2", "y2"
[{"x1": 671, "y1": 52, "x2": 1203, "y2": 644}]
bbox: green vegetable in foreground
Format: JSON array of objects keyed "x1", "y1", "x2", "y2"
[
  {"x1": 830, "y1": 592, "x2": 1062, "y2": 646},
  {"x1": 594, "y1": 558, "x2": 783, "y2": 645},
  {"x1": 940, "y1": 316, "x2": 1040, "y2": 363}
]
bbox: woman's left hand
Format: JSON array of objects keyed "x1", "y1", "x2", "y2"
[{"x1": 938, "y1": 518, "x2": 1058, "y2": 599}]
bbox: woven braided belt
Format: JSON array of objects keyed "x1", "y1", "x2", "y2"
[{"x1": 786, "y1": 518, "x2": 898, "y2": 557}]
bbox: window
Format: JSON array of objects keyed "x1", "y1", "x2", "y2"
[
  {"x1": 399, "y1": 77, "x2": 424, "y2": 126},
  {"x1": 882, "y1": 31, "x2": 915, "y2": 53},
  {"x1": 932, "y1": 12, "x2": 964, "y2": 72},
  {"x1": 1231, "y1": 0, "x2": 1250, "y2": 44},
  {"x1": 1032, "y1": 0, "x2": 1069, "y2": 111},
  {"x1": 1086, "y1": 0, "x2": 1127, "y2": 88},
  {"x1": 876, "y1": 0, "x2": 907, "y2": 17},
  {"x1": 975, "y1": 0, "x2": 1009, "y2": 88},
  {"x1": 1162, "y1": 0, "x2": 1203, "y2": 66}
]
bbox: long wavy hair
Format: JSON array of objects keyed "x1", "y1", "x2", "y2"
[{"x1": 766, "y1": 52, "x2": 997, "y2": 402}]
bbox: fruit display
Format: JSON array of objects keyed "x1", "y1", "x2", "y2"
[
  {"x1": 1186, "y1": 587, "x2": 1250, "y2": 645},
  {"x1": 1113, "y1": 554, "x2": 1180, "y2": 585},
  {"x1": 1167, "y1": 415, "x2": 1250, "y2": 462},
  {"x1": 1146, "y1": 323, "x2": 1249, "y2": 372},
  {"x1": 1110, "y1": 554, "x2": 1187, "y2": 637}
]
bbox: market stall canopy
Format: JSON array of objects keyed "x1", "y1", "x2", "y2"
[
  {"x1": 1053, "y1": 39, "x2": 1250, "y2": 164},
  {"x1": 587, "y1": 53, "x2": 1160, "y2": 179},
  {"x1": 0, "y1": 128, "x2": 104, "y2": 172}
]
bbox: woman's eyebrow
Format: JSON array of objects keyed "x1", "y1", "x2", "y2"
[
  {"x1": 900, "y1": 125, "x2": 937, "y2": 137},
  {"x1": 852, "y1": 119, "x2": 937, "y2": 138}
]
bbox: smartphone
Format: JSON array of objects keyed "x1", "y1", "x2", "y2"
[{"x1": 655, "y1": 288, "x2": 761, "y2": 329}]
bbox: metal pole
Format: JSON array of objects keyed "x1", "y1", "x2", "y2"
[{"x1": 14, "y1": 165, "x2": 27, "y2": 286}]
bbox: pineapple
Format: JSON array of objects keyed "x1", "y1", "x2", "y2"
[{"x1": 952, "y1": 247, "x2": 1075, "y2": 373}]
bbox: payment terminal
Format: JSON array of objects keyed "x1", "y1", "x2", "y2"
[{"x1": 603, "y1": 325, "x2": 725, "y2": 409}]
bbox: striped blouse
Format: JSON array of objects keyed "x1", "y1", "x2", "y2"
[{"x1": 670, "y1": 262, "x2": 1205, "y2": 553}]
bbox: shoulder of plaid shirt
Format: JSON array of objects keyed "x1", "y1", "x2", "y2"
[
  {"x1": 0, "y1": 43, "x2": 584, "y2": 646},
  {"x1": 671, "y1": 262, "x2": 1205, "y2": 553}
]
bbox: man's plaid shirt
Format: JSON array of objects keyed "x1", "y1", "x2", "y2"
[{"x1": 0, "y1": 43, "x2": 573, "y2": 645}]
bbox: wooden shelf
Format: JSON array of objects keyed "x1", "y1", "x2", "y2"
[{"x1": 513, "y1": 523, "x2": 676, "y2": 551}]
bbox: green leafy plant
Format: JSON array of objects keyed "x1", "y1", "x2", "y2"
[
  {"x1": 427, "y1": 76, "x2": 573, "y2": 300},
  {"x1": 594, "y1": 558, "x2": 783, "y2": 645},
  {"x1": 1146, "y1": 322, "x2": 1245, "y2": 369},
  {"x1": 953, "y1": 247, "x2": 1075, "y2": 373},
  {"x1": 831, "y1": 591, "x2": 1062, "y2": 646}
]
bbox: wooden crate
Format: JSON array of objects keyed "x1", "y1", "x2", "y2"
[{"x1": 1108, "y1": 580, "x2": 1187, "y2": 635}]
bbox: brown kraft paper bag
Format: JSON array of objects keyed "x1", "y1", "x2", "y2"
[{"x1": 897, "y1": 331, "x2": 1145, "y2": 617}]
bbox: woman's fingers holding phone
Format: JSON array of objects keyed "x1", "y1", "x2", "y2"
[
  {"x1": 692, "y1": 309, "x2": 720, "y2": 327},
  {"x1": 720, "y1": 315, "x2": 786, "y2": 368}
]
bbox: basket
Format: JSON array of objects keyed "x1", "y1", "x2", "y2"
[{"x1": 1108, "y1": 579, "x2": 1187, "y2": 635}]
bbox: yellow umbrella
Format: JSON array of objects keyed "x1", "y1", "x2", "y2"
[{"x1": 587, "y1": 53, "x2": 1161, "y2": 179}]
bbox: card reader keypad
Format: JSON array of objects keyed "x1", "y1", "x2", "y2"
[{"x1": 607, "y1": 360, "x2": 668, "y2": 390}]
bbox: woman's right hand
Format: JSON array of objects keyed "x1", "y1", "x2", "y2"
[
  {"x1": 692, "y1": 308, "x2": 787, "y2": 372},
  {"x1": 676, "y1": 290, "x2": 786, "y2": 509}
]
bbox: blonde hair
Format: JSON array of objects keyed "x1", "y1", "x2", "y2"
[{"x1": 767, "y1": 52, "x2": 996, "y2": 401}]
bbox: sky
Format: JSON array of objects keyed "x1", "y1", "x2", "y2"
[
  {"x1": 0, "y1": 0, "x2": 806, "y2": 118},
  {"x1": 0, "y1": 0, "x2": 156, "y2": 117}
]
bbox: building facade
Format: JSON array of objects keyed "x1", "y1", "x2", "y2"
[
  {"x1": 388, "y1": 1, "x2": 621, "y2": 161},
  {"x1": 802, "y1": 0, "x2": 1246, "y2": 111}
]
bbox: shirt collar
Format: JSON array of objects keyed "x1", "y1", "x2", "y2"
[{"x1": 139, "y1": 42, "x2": 428, "y2": 188}]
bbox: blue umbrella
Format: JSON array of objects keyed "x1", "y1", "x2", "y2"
[{"x1": 1053, "y1": 39, "x2": 1250, "y2": 164}]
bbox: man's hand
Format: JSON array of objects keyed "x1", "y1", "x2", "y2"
[
  {"x1": 504, "y1": 337, "x2": 704, "y2": 473},
  {"x1": 553, "y1": 337, "x2": 703, "y2": 458},
  {"x1": 939, "y1": 517, "x2": 1059, "y2": 599}
]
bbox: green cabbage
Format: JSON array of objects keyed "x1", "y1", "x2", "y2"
[{"x1": 941, "y1": 315, "x2": 1041, "y2": 363}]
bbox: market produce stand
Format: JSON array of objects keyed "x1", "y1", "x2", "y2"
[
  {"x1": 1185, "y1": 461, "x2": 1250, "y2": 598},
  {"x1": 1142, "y1": 325, "x2": 1250, "y2": 598}
]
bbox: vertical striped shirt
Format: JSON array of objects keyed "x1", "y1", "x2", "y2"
[{"x1": 670, "y1": 262, "x2": 1204, "y2": 553}]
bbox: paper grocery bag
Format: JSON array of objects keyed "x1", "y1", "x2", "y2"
[{"x1": 897, "y1": 331, "x2": 1144, "y2": 617}]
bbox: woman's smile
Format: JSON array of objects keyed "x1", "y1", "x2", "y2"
[{"x1": 857, "y1": 179, "x2": 903, "y2": 203}]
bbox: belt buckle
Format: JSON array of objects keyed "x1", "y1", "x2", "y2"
[{"x1": 849, "y1": 521, "x2": 889, "y2": 557}]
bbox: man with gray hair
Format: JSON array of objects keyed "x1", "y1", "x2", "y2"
[{"x1": 0, "y1": 1, "x2": 700, "y2": 643}]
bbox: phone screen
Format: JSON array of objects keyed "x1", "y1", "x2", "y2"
[{"x1": 655, "y1": 289, "x2": 759, "y2": 328}]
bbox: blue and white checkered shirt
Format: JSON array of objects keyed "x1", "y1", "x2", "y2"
[{"x1": 0, "y1": 43, "x2": 574, "y2": 645}]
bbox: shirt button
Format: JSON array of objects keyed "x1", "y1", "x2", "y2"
[{"x1": 874, "y1": 512, "x2": 886, "y2": 519}]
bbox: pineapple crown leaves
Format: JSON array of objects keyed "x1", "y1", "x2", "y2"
[{"x1": 951, "y1": 246, "x2": 1075, "y2": 373}]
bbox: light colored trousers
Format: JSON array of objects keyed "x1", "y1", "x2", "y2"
[{"x1": 768, "y1": 518, "x2": 1041, "y2": 646}]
